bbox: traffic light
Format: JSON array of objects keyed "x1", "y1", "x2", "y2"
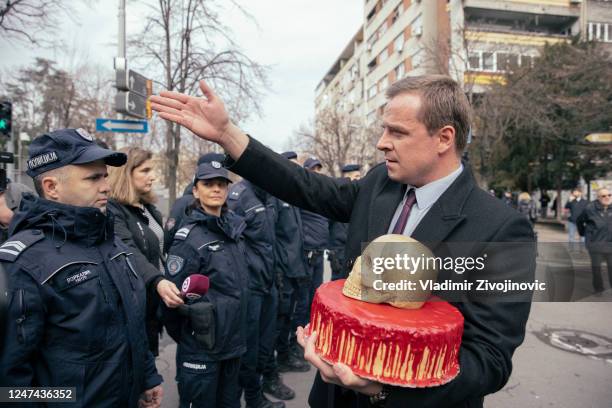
[{"x1": 0, "y1": 101, "x2": 11, "y2": 138}]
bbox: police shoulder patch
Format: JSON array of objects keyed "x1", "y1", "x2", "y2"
[
  {"x1": 174, "y1": 223, "x2": 195, "y2": 241},
  {"x1": 167, "y1": 255, "x2": 185, "y2": 276},
  {"x1": 0, "y1": 230, "x2": 45, "y2": 262},
  {"x1": 228, "y1": 183, "x2": 246, "y2": 201}
]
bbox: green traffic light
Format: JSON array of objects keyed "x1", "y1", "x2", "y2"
[{"x1": 0, "y1": 119, "x2": 7, "y2": 130}]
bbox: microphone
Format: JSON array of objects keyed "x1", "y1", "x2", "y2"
[{"x1": 181, "y1": 274, "x2": 210, "y2": 300}]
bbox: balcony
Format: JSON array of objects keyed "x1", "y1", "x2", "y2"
[
  {"x1": 464, "y1": 6, "x2": 579, "y2": 38},
  {"x1": 463, "y1": 0, "x2": 581, "y2": 18}
]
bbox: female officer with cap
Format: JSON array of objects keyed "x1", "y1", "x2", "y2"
[{"x1": 164, "y1": 161, "x2": 249, "y2": 408}]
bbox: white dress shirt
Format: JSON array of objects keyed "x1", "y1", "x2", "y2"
[{"x1": 387, "y1": 164, "x2": 464, "y2": 236}]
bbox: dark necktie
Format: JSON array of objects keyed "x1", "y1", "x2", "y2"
[{"x1": 392, "y1": 189, "x2": 417, "y2": 234}]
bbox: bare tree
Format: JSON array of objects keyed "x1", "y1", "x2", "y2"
[
  {"x1": 131, "y1": 0, "x2": 269, "y2": 202},
  {"x1": 0, "y1": 0, "x2": 79, "y2": 45},
  {"x1": 293, "y1": 106, "x2": 380, "y2": 177}
]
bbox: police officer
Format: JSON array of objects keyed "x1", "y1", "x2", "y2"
[
  {"x1": 164, "y1": 162, "x2": 249, "y2": 408},
  {"x1": 227, "y1": 173, "x2": 292, "y2": 407},
  {"x1": 300, "y1": 157, "x2": 329, "y2": 314},
  {"x1": 0, "y1": 180, "x2": 35, "y2": 243},
  {"x1": 0, "y1": 128, "x2": 163, "y2": 407},
  {"x1": 328, "y1": 164, "x2": 361, "y2": 281},
  {"x1": 274, "y1": 152, "x2": 310, "y2": 373},
  {"x1": 164, "y1": 152, "x2": 225, "y2": 251}
]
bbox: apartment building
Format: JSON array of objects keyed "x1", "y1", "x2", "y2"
[{"x1": 315, "y1": 0, "x2": 612, "y2": 123}]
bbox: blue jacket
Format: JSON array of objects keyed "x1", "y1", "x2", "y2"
[
  {"x1": 164, "y1": 206, "x2": 249, "y2": 361},
  {"x1": 0, "y1": 194, "x2": 162, "y2": 408},
  {"x1": 300, "y1": 209, "x2": 329, "y2": 251},
  {"x1": 227, "y1": 181, "x2": 277, "y2": 294},
  {"x1": 275, "y1": 200, "x2": 308, "y2": 279}
]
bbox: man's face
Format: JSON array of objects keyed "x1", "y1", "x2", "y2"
[
  {"x1": 53, "y1": 161, "x2": 111, "y2": 212},
  {"x1": 308, "y1": 165, "x2": 322, "y2": 174},
  {"x1": 344, "y1": 170, "x2": 361, "y2": 181},
  {"x1": 573, "y1": 190, "x2": 582, "y2": 199},
  {"x1": 376, "y1": 93, "x2": 442, "y2": 186},
  {"x1": 598, "y1": 189, "x2": 611, "y2": 206}
]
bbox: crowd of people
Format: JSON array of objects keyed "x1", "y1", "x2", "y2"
[
  {"x1": 0, "y1": 74, "x2": 608, "y2": 408},
  {"x1": 0, "y1": 125, "x2": 364, "y2": 408},
  {"x1": 497, "y1": 187, "x2": 612, "y2": 294}
]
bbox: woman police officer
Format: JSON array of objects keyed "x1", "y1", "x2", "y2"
[{"x1": 164, "y1": 161, "x2": 249, "y2": 408}]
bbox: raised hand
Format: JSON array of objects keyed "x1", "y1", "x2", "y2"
[
  {"x1": 150, "y1": 80, "x2": 230, "y2": 144},
  {"x1": 150, "y1": 80, "x2": 249, "y2": 159}
]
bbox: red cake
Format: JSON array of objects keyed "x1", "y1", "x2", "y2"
[{"x1": 309, "y1": 280, "x2": 464, "y2": 387}]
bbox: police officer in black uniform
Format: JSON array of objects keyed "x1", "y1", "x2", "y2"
[
  {"x1": 274, "y1": 152, "x2": 310, "y2": 373},
  {"x1": 227, "y1": 176, "x2": 292, "y2": 407},
  {"x1": 328, "y1": 164, "x2": 361, "y2": 281},
  {"x1": 164, "y1": 162, "x2": 249, "y2": 408},
  {"x1": 164, "y1": 152, "x2": 225, "y2": 251},
  {"x1": 300, "y1": 157, "x2": 329, "y2": 314},
  {"x1": 0, "y1": 128, "x2": 163, "y2": 407}
]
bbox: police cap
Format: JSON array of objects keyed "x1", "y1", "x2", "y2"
[
  {"x1": 194, "y1": 162, "x2": 232, "y2": 184},
  {"x1": 341, "y1": 164, "x2": 361, "y2": 173},
  {"x1": 26, "y1": 128, "x2": 127, "y2": 177}
]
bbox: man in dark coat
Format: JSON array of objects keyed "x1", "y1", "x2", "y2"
[
  {"x1": 227, "y1": 179, "x2": 291, "y2": 407},
  {"x1": 328, "y1": 164, "x2": 361, "y2": 281},
  {"x1": 151, "y1": 75, "x2": 536, "y2": 408},
  {"x1": 275, "y1": 151, "x2": 310, "y2": 373},
  {"x1": 577, "y1": 187, "x2": 612, "y2": 293},
  {"x1": 300, "y1": 157, "x2": 329, "y2": 314}
]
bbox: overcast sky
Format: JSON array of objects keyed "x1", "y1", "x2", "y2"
[{"x1": 0, "y1": 1, "x2": 363, "y2": 151}]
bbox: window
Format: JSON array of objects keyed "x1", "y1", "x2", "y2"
[
  {"x1": 482, "y1": 52, "x2": 494, "y2": 71},
  {"x1": 379, "y1": 48, "x2": 389, "y2": 63},
  {"x1": 368, "y1": 58, "x2": 377, "y2": 73},
  {"x1": 588, "y1": 22, "x2": 612, "y2": 42},
  {"x1": 497, "y1": 52, "x2": 519, "y2": 71},
  {"x1": 395, "y1": 62, "x2": 405, "y2": 79},
  {"x1": 380, "y1": 76, "x2": 389, "y2": 92},
  {"x1": 521, "y1": 55, "x2": 535, "y2": 68},
  {"x1": 378, "y1": 22, "x2": 387, "y2": 38},
  {"x1": 394, "y1": 34, "x2": 405, "y2": 53},
  {"x1": 350, "y1": 64, "x2": 359, "y2": 80},
  {"x1": 468, "y1": 51, "x2": 480, "y2": 70},
  {"x1": 368, "y1": 84, "x2": 378, "y2": 99}
]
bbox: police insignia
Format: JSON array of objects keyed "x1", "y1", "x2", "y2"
[
  {"x1": 167, "y1": 255, "x2": 185, "y2": 276},
  {"x1": 76, "y1": 128, "x2": 94, "y2": 141},
  {"x1": 211, "y1": 160, "x2": 222, "y2": 169}
]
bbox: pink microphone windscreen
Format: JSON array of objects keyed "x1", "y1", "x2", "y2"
[{"x1": 181, "y1": 274, "x2": 210, "y2": 300}]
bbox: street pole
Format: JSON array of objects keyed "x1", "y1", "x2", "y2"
[
  {"x1": 116, "y1": 0, "x2": 127, "y2": 149},
  {"x1": 118, "y1": 0, "x2": 126, "y2": 60}
]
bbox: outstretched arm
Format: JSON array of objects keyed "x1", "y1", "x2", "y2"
[{"x1": 150, "y1": 81, "x2": 249, "y2": 159}]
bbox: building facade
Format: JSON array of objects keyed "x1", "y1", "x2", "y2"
[{"x1": 315, "y1": 0, "x2": 612, "y2": 123}]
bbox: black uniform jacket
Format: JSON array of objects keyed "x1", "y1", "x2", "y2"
[
  {"x1": 0, "y1": 194, "x2": 162, "y2": 408},
  {"x1": 275, "y1": 200, "x2": 308, "y2": 280},
  {"x1": 577, "y1": 200, "x2": 612, "y2": 253},
  {"x1": 226, "y1": 137, "x2": 536, "y2": 408},
  {"x1": 164, "y1": 206, "x2": 249, "y2": 361},
  {"x1": 227, "y1": 180, "x2": 277, "y2": 295}
]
